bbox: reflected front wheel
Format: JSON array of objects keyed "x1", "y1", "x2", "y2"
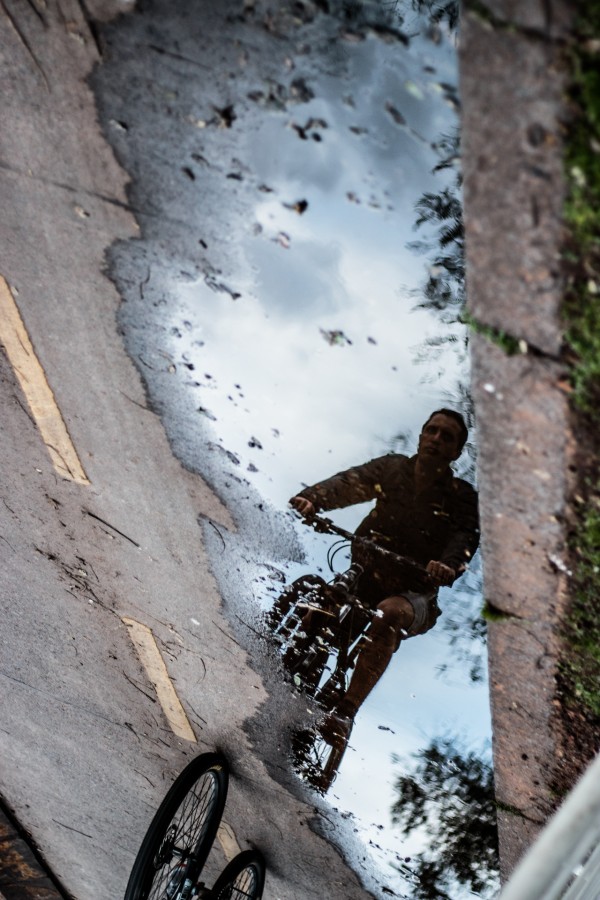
[{"x1": 211, "y1": 849, "x2": 266, "y2": 900}]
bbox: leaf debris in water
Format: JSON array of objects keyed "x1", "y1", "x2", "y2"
[
  {"x1": 385, "y1": 102, "x2": 406, "y2": 126},
  {"x1": 320, "y1": 328, "x2": 352, "y2": 347},
  {"x1": 283, "y1": 199, "x2": 308, "y2": 214},
  {"x1": 404, "y1": 79, "x2": 425, "y2": 100}
]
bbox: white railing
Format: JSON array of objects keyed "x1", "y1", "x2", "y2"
[{"x1": 499, "y1": 751, "x2": 600, "y2": 899}]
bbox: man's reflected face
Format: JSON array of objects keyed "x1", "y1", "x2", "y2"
[{"x1": 417, "y1": 414, "x2": 463, "y2": 465}]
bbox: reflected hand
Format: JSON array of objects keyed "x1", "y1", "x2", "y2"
[
  {"x1": 426, "y1": 560, "x2": 456, "y2": 586},
  {"x1": 289, "y1": 495, "x2": 316, "y2": 518}
]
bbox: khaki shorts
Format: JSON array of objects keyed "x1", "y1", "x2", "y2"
[{"x1": 402, "y1": 589, "x2": 441, "y2": 639}]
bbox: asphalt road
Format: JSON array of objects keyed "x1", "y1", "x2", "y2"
[
  {"x1": 0, "y1": 2, "x2": 376, "y2": 898},
  {"x1": 1, "y1": 0, "x2": 589, "y2": 893}
]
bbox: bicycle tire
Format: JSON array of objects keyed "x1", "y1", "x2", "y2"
[
  {"x1": 269, "y1": 575, "x2": 327, "y2": 637},
  {"x1": 276, "y1": 578, "x2": 341, "y2": 691},
  {"x1": 292, "y1": 726, "x2": 349, "y2": 794},
  {"x1": 124, "y1": 752, "x2": 229, "y2": 900},
  {"x1": 211, "y1": 849, "x2": 266, "y2": 900},
  {"x1": 313, "y1": 669, "x2": 346, "y2": 712}
]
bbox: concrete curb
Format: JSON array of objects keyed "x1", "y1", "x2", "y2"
[{"x1": 460, "y1": 0, "x2": 577, "y2": 880}]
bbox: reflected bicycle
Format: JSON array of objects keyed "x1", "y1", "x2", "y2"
[
  {"x1": 269, "y1": 514, "x2": 431, "y2": 791},
  {"x1": 124, "y1": 752, "x2": 266, "y2": 900},
  {"x1": 270, "y1": 513, "x2": 430, "y2": 709}
]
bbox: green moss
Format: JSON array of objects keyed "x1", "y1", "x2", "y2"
[
  {"x1": 481, "y1": 600, "x2": 513, "y2": 623},
  {"x1": 560, "y1": 488, "x2": 600, "y2": 717},
  {"x1": 494, "y1": 800, "x2": 526, "y2": 818},
  {"x1": 460, "y1": 311, "x2": 522, "y2": 356},
  {"x1": 463, "y1": 0, "x2": 519, "y2": 33},
  {"x1": 557, "y1": 3, "x2": 600, "y2": 724},
  {"x1": 562, "y1": 7, "x2": 600, "y2": 420}
]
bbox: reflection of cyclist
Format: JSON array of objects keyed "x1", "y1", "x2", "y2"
[{"x1": 289, "y1": 409, "x2": 479, "y2": 732}]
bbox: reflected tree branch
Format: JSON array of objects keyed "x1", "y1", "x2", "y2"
[{"x1": 391, "y1": 735, "x2": 500, "y2": 898}]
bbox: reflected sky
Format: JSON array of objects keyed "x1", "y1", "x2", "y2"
[
  {"x1": 165, "y1": 13, "x2": 494, "y2": 898},
  {"x1": 171, "y1": 19, "x2": 465, "y2": 509},
  {"x1": 97, "y1": 2, "x2": 497, "y2": 897}
]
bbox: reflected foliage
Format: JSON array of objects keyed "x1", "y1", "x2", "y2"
[
  {"x1": 411, "y1": 0, "x2": 459, "y2": 31},
  {"x1": 436, "y1": 561, "x2": 488, "y2": 684},
  {"x1": 392, "y1": 737, "x2": 499, "y2": 899},
  {"x1": 409, "y1": 128, "x2": 464, "y2": 320},
  {"x1": 321, "y1": 0, "x2": 407, "y2": 29},
  {"x1": 321, "y1": 0, "x2": 459, "y2": 32}
]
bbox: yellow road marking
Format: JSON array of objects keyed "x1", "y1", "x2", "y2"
[
  {"x1": 122, "y1": 617, "x2": 196, "y2": 742},
  {"x1": 217, "y1": 821, "x2": 242, "y2": 861},
  {"x1": 0, "y1": 276, "x2": 89, "y2": 484}
]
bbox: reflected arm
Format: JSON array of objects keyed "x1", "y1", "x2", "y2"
[
  {"x1": 438, "y1": 480, "x2": 480, "y2": 576},
  {"x1": 293, "y1": 455, "x2": 397, "y2": 513}
]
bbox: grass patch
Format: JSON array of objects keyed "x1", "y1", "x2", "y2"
[
  {"x1": 481, "y1": 600, "x2": 513, "y2": 623},
  {"x1": 460, "y1": 311, "x2": 523, "y2": 356},
  {"x1": 562, "y1": 6, "x2": 600, "y2": 419},
  {"x1": 559, "y1": 2, "x2": 600, "y2": 722},
  {"x1": 561, "y1": 489, "x2": 600, "y2": 717}
]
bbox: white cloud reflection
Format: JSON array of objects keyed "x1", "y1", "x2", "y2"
[
  {"x1": 167, "y1": 20, "x2": 488, "y2": 899},
  {"x1": 177, "y1": 254, "x2": 463, "y2": 508}
]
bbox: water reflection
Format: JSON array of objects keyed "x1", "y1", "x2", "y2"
[
  {"x1": 391, "y1": 737, "x2": 499, "y2": 898},
  {"x1": 264, "y1": 409, "x2": 495, "y2": 894},
  {"x1": 97, "y1": 0, "x2": 498, "y2": 896},
  {"x1": 269, "y1": 408, "x2": 479, "y2": 743}
]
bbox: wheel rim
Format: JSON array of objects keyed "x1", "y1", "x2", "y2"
[
  {"x1": 144, "y1": 768, "x2": 221, "y2": 899},
  {"x1": 215, "y1": 863, "x2": 260, "y2": 900}
]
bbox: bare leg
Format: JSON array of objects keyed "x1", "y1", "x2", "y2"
[{"x1": 335, "y1": 595, "x2": 414, "y2": 718}]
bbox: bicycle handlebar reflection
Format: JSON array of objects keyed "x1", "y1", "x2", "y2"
[{"x1": 293, "y1": 511, "x2": 431, "y2": 581}]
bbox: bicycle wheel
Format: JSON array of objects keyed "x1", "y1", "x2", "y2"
[
  {"x1": 268, "y1": 574, "x2": 327, "y2": 637},
  {"x1": 211, "y1": 850, "x2": 266, "y2": 900},
  {"x1": 124, "y1": 752, "x2": 229, "y2": 900},
  {"x1": 291, "y1": 725, "x2": 349, "y2": 794},
  {"x1": 313, "y1": 669, "x2": 346, "y2": 712}
]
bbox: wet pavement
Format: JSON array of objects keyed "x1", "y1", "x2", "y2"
[
  {"x1": 92, "y1": 2, "x2": 497, "y2": 897},
  {"x1": 1, "y1": 0, "x2": 593, "y2": 895}
]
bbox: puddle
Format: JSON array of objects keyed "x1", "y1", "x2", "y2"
[{"x1": 94, "y1": 1, "x2": 498, "y2": 897}]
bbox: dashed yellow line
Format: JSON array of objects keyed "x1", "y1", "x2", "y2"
[
  {"x1": 217, "y1": 821, "x2": 242, "y2": 862},
  {"x1": 123, "y1": 618, "x2": 238, "y2": 850},
  {"x1": 122, "y1": 617, "x2": 196, "y2": 742},
  {"x1": 0, "y1": 275, "x2": 89, "y2": 484}
]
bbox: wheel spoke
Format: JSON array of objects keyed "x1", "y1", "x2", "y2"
[
  {"x1": 215, "y1": 865, "x2": 259, "y2": 899},
  {"x1": 125, "y1": 754, "x2": 228, "y2": 900},
  {"x1": 144, "y1": 771, "x2": 219, "y2": 899}
]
